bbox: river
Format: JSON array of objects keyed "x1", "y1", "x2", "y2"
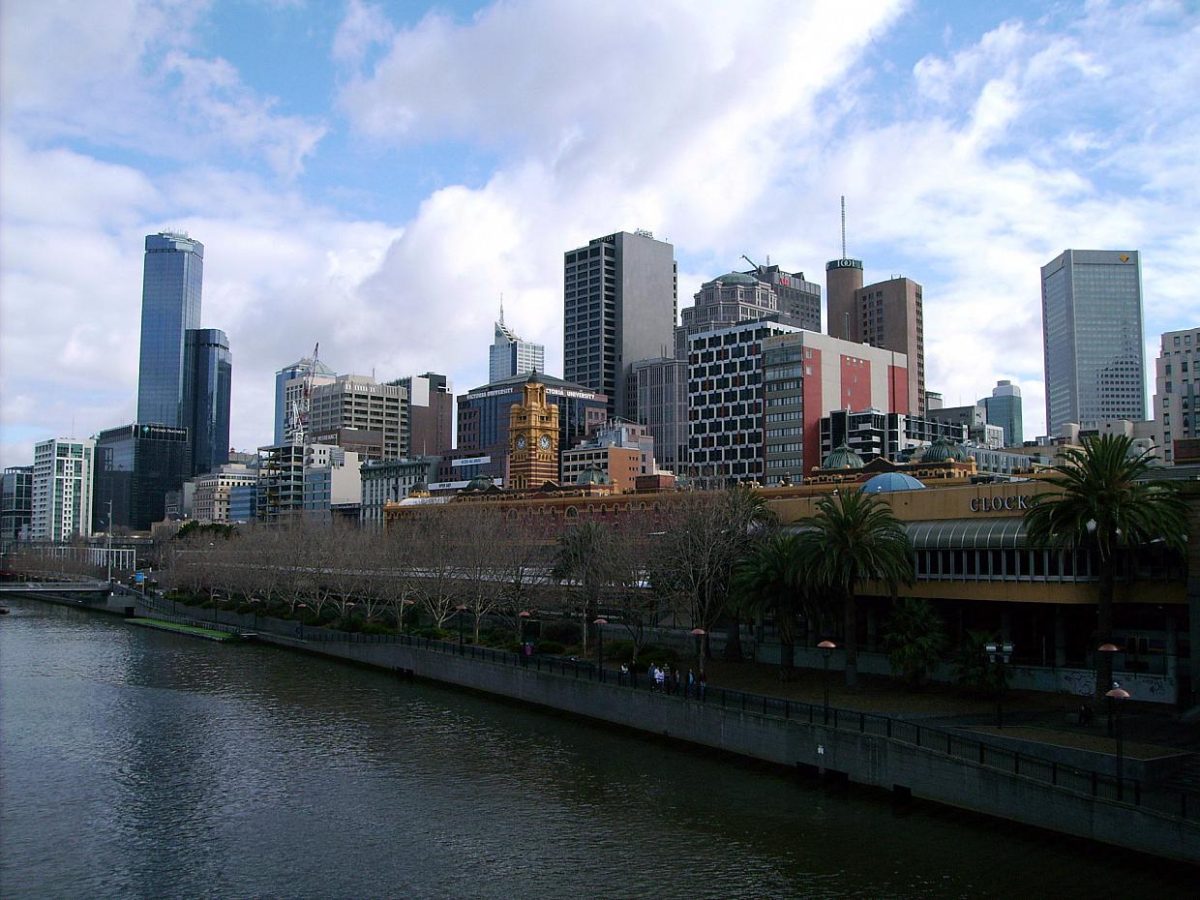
[{"x1": 0, "y1": 597, "x2": 1193, "y2": 898}]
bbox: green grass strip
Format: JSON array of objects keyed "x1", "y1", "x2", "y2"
[{"x1": 127, "y1": 618, "x2": 240, "y2": 642}]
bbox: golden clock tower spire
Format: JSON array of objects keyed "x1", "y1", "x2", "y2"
[{"x1": 509, "y1": 370, "x2": 559, "y2": 490}]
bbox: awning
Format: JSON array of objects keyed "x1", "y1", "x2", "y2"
[{"x1": 905, "y1": 518, "x2": 1027, "y2": 550}]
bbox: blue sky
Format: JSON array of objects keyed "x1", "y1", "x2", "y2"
[{"x1": 2, "y1": 0, "x2": 1198, "y2": 468}]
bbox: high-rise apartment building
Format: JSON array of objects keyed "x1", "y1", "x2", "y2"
[
  {"x1": 308, "y1": 375, "x2": 406, "y2": 460},
  {"x1": 274, "y1": 353, "x2": 337, "y2": 444},
  {"x1": 137, "y1": 233, "x2": 203, "y2": 428},
  {"x1": 489, "y1": 306, "x2": 544, "y2": 383},
  {"x1": 92, "y1": 424, "x2": 191, "y2": 532},
  {"x1": 1, "y1": 466, "x2": 33, "y2": 546},
  {"x1": 825, "y1": 259, "x2": 924, "y2": 416},
  {"x1": 32, "y1": 438, "x2": 94, "y2": 541},
  {"x1": 1152, "y1": 327, "x2": 1200, "y2": 465},
  {"x1": 393, "y1": 372, "x2": 454, "y2": 456},
  {"x1": 687, "y1": 319, "x2": 802, "y2": 484},
  {"x1": 983, "y1": 380, "x2": 1023, "y2": 448},
  {"x1": 1041, "y1": 249, "x2": 1145, "y2": 433},
  {"x1": 564, "y1": 230, "x2": 677, "y2": 420},
  {"x1": 184, "y1": 328, "x2": 231, "y2": 475}
]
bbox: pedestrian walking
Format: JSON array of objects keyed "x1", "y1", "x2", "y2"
[
  {"x1": 655, "y1": 665, "x2": 665, "y2": 693},
  {"x1": 619, "y1": 662, "x2": 629, "y2": 686},
  {"x1": 699, "y1": 670, "x2": 707, "y2": 701},
  {"x1": 687, "y1": 669, "x2": 695, "y2": 698}
]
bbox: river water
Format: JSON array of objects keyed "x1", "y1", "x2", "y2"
[{"x1": 0, "y1": 597, "x2": 1193, "y2": 898}]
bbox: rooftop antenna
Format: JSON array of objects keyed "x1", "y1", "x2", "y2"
[
  {"x1": 499, "y1": 293, "x2": 505, "y2": 325},
  {"x1": 841, "y1": 195, "x2": 847, "y2": 258}
]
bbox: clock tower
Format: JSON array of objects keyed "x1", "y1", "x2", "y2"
[{"x1": 509, "y1": 371, "x2": 559, "y2": 490}]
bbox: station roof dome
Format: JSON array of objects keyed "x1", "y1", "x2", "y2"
[
  {"x1": 823, "y1": 443, "x2": 865, "y2": 469},
  {"x1": 861, "y1": 472, "x2": 926, "y2": 493},
  {"x1": 923, "y1": 437, "x2": 969, "y2": 462}
]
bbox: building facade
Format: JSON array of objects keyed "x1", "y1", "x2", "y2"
[
  {"x1": 31, "y1": 438, "x2": 94, "y2": 541},
  {"x1": 309, "y1": 375, "x2": 407, "y2": 460},
  {"x1": 564, "y1": 230, "x2": 677, "y2": 420},
  {"x1": 746, "y1": 262, "x2": 821, "y2": 332},
  {"x1": 360, "y1": 457, "x2": 440, "y2": 528},
  {"x1": 983, "y1": 379, "x2": 1023, "y2": 448},
  {"x1": 489, "y1": 308, "x2": 544, "y2": 383},
  {"x1": 92, "y1": 424, "x2": 191, "y2": 532},
  {"x1": 1042, "y1": 249, "x2": 1146, "y2": 434},
  {"x1": 1, "y1": 466, "x2": 33, "y2": 546},
  {"x1": 137, "y1": 233, "x2": 203, "y2": 428},
  {"x1": 394, "y1": 372, "x2": 453, "y2": 457},
  {"x1": 631, "y1": 357, "x2": 687, "y2": 474},
  {"x1": 687, "y1": 319, "x2": 801, "y2": 484},
  {"x1": 302, "y1": 448, "x2": 361, "y2": 526},
  {"x1": 192, "y1": 464, "x2": 257, "y2": 524},
  {"x1": 274, "y1": 354, "x2": 337, "y2": 444},
  {"x1": 184, "y1": 327, "x2": 231, "y2": 475},
  {"x1": 1153, "y1": 327, "x2": 1200, "y2": 465},
  {"x1": 820, "y1": 409, "x2": 966, "y2": 467},
  {"x1": 760, "y1": 331, "x2": 910, "y2": 483}
]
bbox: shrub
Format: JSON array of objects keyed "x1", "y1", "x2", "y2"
[
  {"x1": 953, "y1": 630, "x2": 1007, "y2": 697},
  {"x1": 361, "y1": 621, "x2": 394, "y2": 636},
  {"x1": 882, "y1": 597, "x2": 948, "y2": 688},
  {"x1": 541, "y1": 620, "x2": 581, "y2": 645},
  {"x1": 639, "y1": 644, "x2": 680, "y2": 667}
]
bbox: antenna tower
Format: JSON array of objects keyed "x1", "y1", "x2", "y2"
[{"x1": 841, "y1": 195, "x2": 847, "y2": 258}]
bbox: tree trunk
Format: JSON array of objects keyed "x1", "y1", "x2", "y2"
[
  {"x1": 843, "y1": 586, "x2": 858, "y2": 688},
  {"x1": 1095, "y1": 556, "x2": 1116, "y2": 701},
  {"x1": 724, "y1": 610, "x2": 745, "y2": 661}
]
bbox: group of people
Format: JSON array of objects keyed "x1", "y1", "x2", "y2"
[{"x1": 617, "y1": 662, "x2": 707, "y2": 699}]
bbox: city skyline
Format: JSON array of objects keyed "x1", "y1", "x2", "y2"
[{"x1": 2, "y1": 1, "x2": 1199, "y2": 468}]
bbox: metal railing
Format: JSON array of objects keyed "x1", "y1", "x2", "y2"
[{"x1": 137, "y1": 593, "x2": 1198, "y2": 823}]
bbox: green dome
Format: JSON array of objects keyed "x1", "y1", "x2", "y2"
[
  {"x1": 464, "y1": 474, "x2": 494, "y2": 491},
  {"x1": 714, "y1": 272, "x2": 757, "y2": 286},
  {"x1": 923, "y1": 437, "x2": 969, "y2": 462},
  {"x1": 575, "y1": 465, "x2": 610, "y2": 486},
  {"x1": 822, "y1": 443, "x2": 865, "y2": 469}
]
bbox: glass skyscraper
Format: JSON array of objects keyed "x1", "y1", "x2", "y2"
[
  {"x1": 982, "y1": 379, "x2": 1023, "y2": 448},
  {"x1": 184, "y1": 328, "x2": 232, "y2": 475},
  {"x1": 93, "y1": 424, "x2": 191, "y2": 532},
  {"x1": 137, "y1": 233, "x2": 204, "y2": 428},
  {"x1": 1041, "y1": 250, "x2": 1145, "y2": 434}
]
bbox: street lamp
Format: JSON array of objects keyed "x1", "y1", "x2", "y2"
[
  {"x1": 818, "y1": 639, "x2": 837, "y2": 725},
  {"x1": 1097, "y1": 643, "x2": 1122, "y2": 735},
  {"x1": 1106, "y1": 683, "x2": 1131, "y2": 800},
  {"x1": 594, "y1": 617, "x2": 608, "y2": 679},
  {"x1": 984, "y1": 640, "x2": 1014, "y2": 728},
  {"x1": 455, "y1": 604, "x2": 467, "y2": 650},
  {"x1": 296, "y1": 601, "x2": 308, "y2": 640},
  {"x1": 690, "y1": 628, "x2": 706, "y2": 687}
]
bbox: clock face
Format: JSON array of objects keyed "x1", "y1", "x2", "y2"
[
  {"x1": 539, "y1": 434, "x2": 552, "y2": 450},
  {"x1": 515, "y1": 435, "x2": 527, "y2": 450}
]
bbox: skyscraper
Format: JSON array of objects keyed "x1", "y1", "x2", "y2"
[
  {"x1": 1041, "y1": 250, "x2": 1145, "y2": 434},
  {"x1": 564, "y1": 230, "x2": 677, "y2": 420},
  {"x1": 184, "y1": 328, "x2": 231, "y2": 475},
  {"x1": 1151, "y1": 327, "x2": 1200, "y2": 465},
  {"x1": 136, "y1": 233, "x2": 203, "y2": 427},
  {"x1": 983, "y1": 379, "x2": 1023, "y2": 448},
  {"x1": 489, "y1": 305, "x2": 544, "y2": 383},
  {"x1": 393, "y1": 372, "x2": 454, "y2": 457},
  {"x1": 92, "y1": 424, "x2": 191, "y2": 532}
]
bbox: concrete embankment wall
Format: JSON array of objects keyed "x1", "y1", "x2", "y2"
[{"x1": 253, "y1": 629, "x2": 1199, "y2": 865}]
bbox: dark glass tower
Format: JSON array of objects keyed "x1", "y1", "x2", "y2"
[
  {"x1": 93, "y1": 424, "x2": 191, "y2": 532},
  {"x1": 137, "y1": 233, "x2": 204, "y2": 427},
  {"x1": 184, "y1": 328, "x2": 232, "y2": 475}
]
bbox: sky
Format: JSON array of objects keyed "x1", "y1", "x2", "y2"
[{"x1": 2, "y1": 0, "x2": 1198, "y2": 469}]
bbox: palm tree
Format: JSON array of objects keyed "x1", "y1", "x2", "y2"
[
  {"x1": 800, "y1": 489, "x2": 914, "y2": 687},
  {"x1": 1023, "y1": 433, "x2": 1188, "y2": 700},
  {"x1": 732, "y1": 533, "x2": 829, "y2": 681}
]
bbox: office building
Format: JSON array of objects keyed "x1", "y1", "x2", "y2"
[
  {"x1": 1, "y1": 466, "x2": 33, "y2": 546},
  {"x1": 309, "y1": 375, "x2": 406, "y2": 460},
  {"x1": 31, "y1": 438, "x2": 94, "y2": 541},
  {"x1": 489, "y1": 306, "x2": 544, "y2": 383},
  {"x1": 360, "y1": 457, "x2": 440, "y2": 528},
  {"x1": 137, "y1": 233, "x2": 204, "y2": 428},
  {"x1": 1042, "y1": 249, "x2": 1145, "y2": 433},
  {"x1": 275, "y1": 353, "x2": 337, "y2": 444},
  {"x1": 303, "y1": 448, "x2": 362, "y2": 526},
  {"x1": 564, "y1": 230, "x2": 677, "y2": 420},
  {"x1": 676, "y1": 269, "x2": 817, "y2": 359},
  {"x1": 183, "y1": 328, "x2": 231, "y2": 475},
  {"x1": 983, "y1": 380, "x2": 1023, "y2": 448},
  {"x1": 457, "y1": 372, "x2": 608, "y2": 484},
  {"x1": 561, "y1": 420, "x2": 655, "y2": 491},
  {"x1": 92, "y1": 424, "x2": 191, "y2": 532},
  {"x1": 192, "y1": 464, "x2": 258, "y2": 524},
  {"x1": 760, "y1": 331, "x2": 909, "y2": 483},
  {"x1": 256, "y1": 442, "x2": 307, "y2": 524},
  {"x1": 631, "y1": 357, "x2": 687, "y2": 473},
  {"x1": 1153, "y1": 327, "x2": 1200, "y2": 464},
  {"x1": 820, "y1": 409, "x2": 966, "y2": 466},
  {"x1": 744, "y1": 261, "x2": 821, "y2": 331},
  {"x1": 393, "y1": 372, "x2": 454, "y2": 457},
  {"x1": 687, "y1": 319, "x2": 802, "y2": 484}
]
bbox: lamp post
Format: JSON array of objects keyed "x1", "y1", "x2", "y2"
[
  {"x1": 984, "y1": 640, "x2": 1013, "y2": 728},
  {"x1": 594, "y1": 617, "x2": 607, "y2": 679},
  {"x1": 818, "y1": 640, "x2": 837, "y2": 725},
  {"x1": 519, "y1": 609, "x2": 531, "y2": 644},
  {"x1": 455, "y1": 604, "x2": 467, "y2": 650},
  {"x1": 1097, "y1": 642, "x2": 1122, "y2": 735},
  {"x1": 296, "y1": 601, "x2": 308, "y2": 640},
  {"x1": 1106, "y1": 683, "x2": 1131, "y2": 800},
  {"x1": 400, "y1": 598, "x2": 414, "y2": 634}
]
